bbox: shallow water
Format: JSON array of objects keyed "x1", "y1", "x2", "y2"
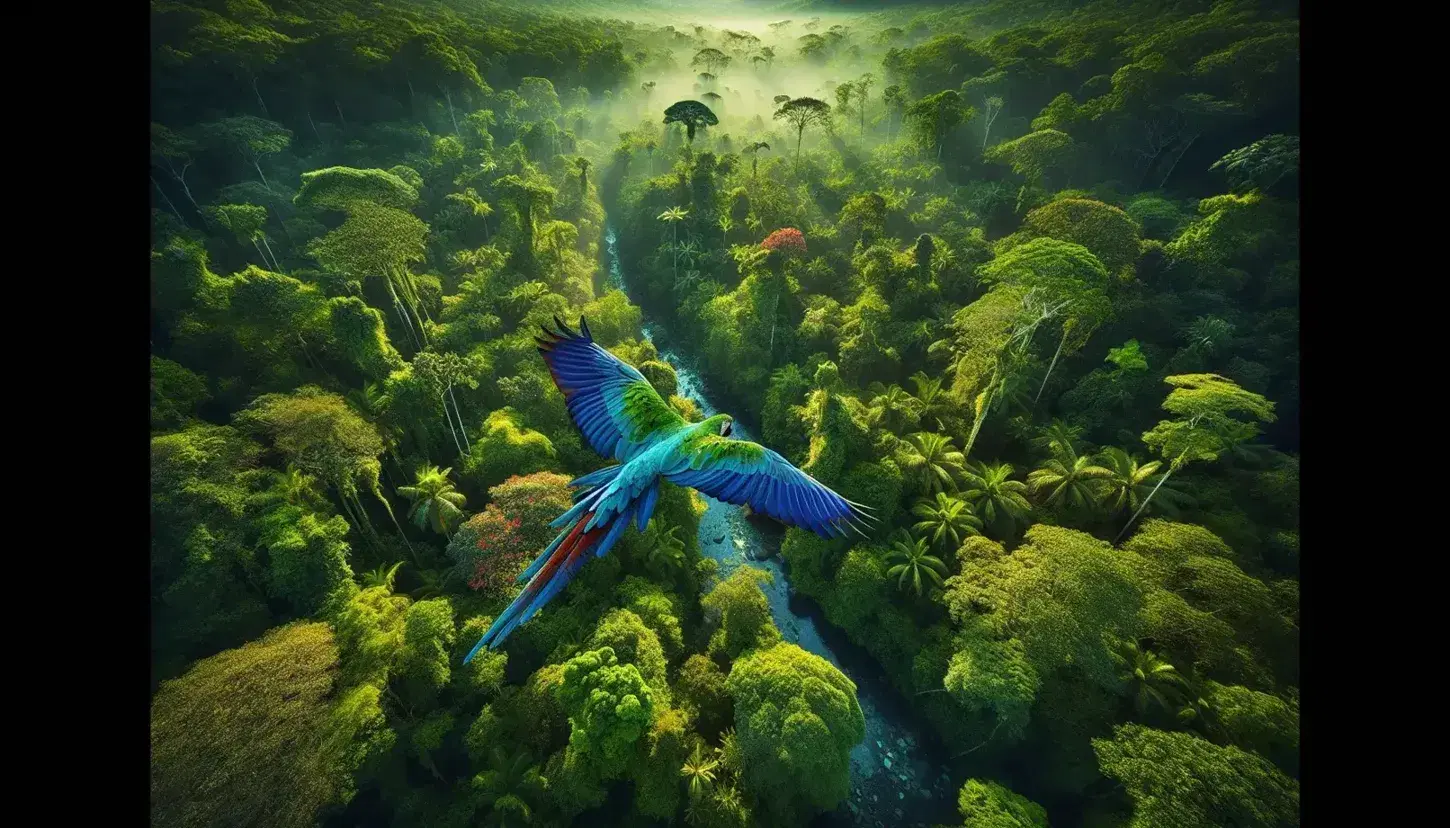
[{"x1": 605, "y1": 227, "x2": 958, "y2": 827}]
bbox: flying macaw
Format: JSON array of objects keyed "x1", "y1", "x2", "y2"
[{"x1": 463, "y1": 316, "x2": 876, "y2": 663}]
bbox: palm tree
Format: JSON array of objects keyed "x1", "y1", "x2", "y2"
[
  {"x1": 646, "y1": 524, "x2": 687, "y2": 579},
  {"x1": 907, "y1": 371, "x2": 952, "y2": 430},
  {"x1": 410, "y1": 567, "x2": 456, "y2": 600},
  {"x1": 865, "y1": 383, "x2": 922, "y2": 433},
  {"x1": 1113, "y1": 639, "x2": 1189, "y2": 716},
  {"x1": 1096, "y1": 447, "x2": 1191, "y2": 517},
  {"x1": 445, "y1": 188, "x2": 494, "y2": 240},
  {"x1": 1173, "y1": 666, "x2": 1226, "y2": 741},
  {"x1": 885, "y1": 530, "x2": 949, "y2": 596},
  {"x1": 658, "y1": 207, "x2": 689, "y2": 281},
  {"x1": 911, "y1": 492, "x2": 983, "y2": 551},
  {"x1": 680, "y1": 742, "x2": 721, "y2": 799},
  {"x1": 743, "y1": 141, "x2": 771, "y2": 180},
  {"x1": 397, "y1": 465, "x2": 467, "y2": 537},
  {"x1": 961, "y1": 461, "x2": 1033, "y2": 536},
  {"x1": 1031, "y1": 418, "x2": 1085, "y2": 456},
  {"x1": 1027, "y1": 445, "x2": 1112, "y2": 511},
  {"x1": 267, "y1": 465, "x2": 326, "y2": 510},
  {"x1": 363, "y1": 561, "x2": 405, "y2": 592},
  {"x1": 901, "y1": 431, "x2": 966, "y2": 494},
  {"x1": 346, "y1": 382, "x2": 404, "y2": 476},
  {"x1": 474, "y1": 747, "x2": 547, "y2": 828},
  {"x1": 1183, "y1": 315, "x2": 1235, "y2": 356}
]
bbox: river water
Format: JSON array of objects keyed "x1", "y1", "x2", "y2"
[{"x1": 603, "y1": 228, "x2": 958, "y2": 827}]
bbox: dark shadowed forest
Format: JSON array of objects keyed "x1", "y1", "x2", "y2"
[{"x1": 150, "y1": 1, "x2": 1299, "y2": 826}]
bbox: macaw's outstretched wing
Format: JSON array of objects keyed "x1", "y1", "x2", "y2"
[
  {"x1": 665, "y1": 434, "x2": 876, "y2": 539},
  {"x1": 536, "y1": 316, "x2": 686, "y2": 462}
]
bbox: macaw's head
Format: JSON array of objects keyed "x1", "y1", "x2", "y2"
[{"x1": 700, "y1": 413, "x2": 734, "y2": 438}]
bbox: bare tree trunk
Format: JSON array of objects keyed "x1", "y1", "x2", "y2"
[
  {"x1": 307, "y1": 109, "x2": 322, "y2": 143},
  {"x1": 169, "y1": 161, "x2": 203, "y2": 215},
  {"x1": 252, "y1": 238, "x2": 270, "y2": 269},
  {"x1": 386, "y1": 277, "x2": 422, "y2": 350},
  {"x1": 297, "y1": 333, "x2": 321, "y2": 372},
  {"x1": 1035, "y1": 328, "x2": 1069, "y2": 405},
  {"x1": 334, "y1": 99, "x2": 347, "y2": 129},
  {"x1": 447, "y1": 384, "x2": 472, "y2": 456},
  {"x1": 1114, "y1": 464, "x2": 1177, "y2": 544},
  {"x1": 377, "y1": 493, "x2": 417, "y2": 563},
  {"x1": 962, "y1": 381, "x2": 998, "y2": 459},
  {"x1": 252, "y1": 159, "x2": 270, "y2": 188},
  {"x1": 440, "y1": 391, "x2": 465, "y2": 457},
  {"x1": 251, "y1": 75, "x2": 269, "y2": 116},
  {"x1": 1159, "y1": 134, "x2": 1199, "y2": 189},
  {"x1": 151, "y1": 177, "x2": 186, "y2": 224},
  {"x1": 444, "y1": 88, "x2": 459, "y2": 134},
  {"x1": 260, "y1": 235, "x2": 280, "y2": 270}
]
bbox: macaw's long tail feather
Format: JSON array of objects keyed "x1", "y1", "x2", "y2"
[
  {"x1": 463, "y1": 503, "x2": 636, "y2": 664},
  {"x1": 569, "y1": 464, "x2": 625, "y2": 504}
]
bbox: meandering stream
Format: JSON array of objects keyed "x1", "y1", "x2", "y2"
[{"x1": 603, "y1": 227, "x2": 958, "y2": 827}]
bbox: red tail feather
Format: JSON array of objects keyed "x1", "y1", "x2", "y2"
[{"x1": 514, "y1": 512, "x2": 607, "y2": 610}]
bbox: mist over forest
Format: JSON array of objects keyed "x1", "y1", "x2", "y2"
[{"x1": 150, "y1": 1, "x2": 1300, "y2": 826}]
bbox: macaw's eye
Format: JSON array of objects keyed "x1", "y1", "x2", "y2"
[{"x1": 720, "y1": 420, "x2": 733, "y2": 437}]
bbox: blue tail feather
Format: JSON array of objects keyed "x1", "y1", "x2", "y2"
[{"x1": 636, "y1": 482, "x2": 660, "y2": 531}]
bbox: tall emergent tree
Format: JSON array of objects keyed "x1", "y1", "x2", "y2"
[
  {"x1": 1117, "y1": 374, "x2": 1276, "y2": 542},
  {"x1": 773, "y1": 97, "x2": 832, "y2": 163},
  {"x1": 905, "y1": 90, "x2": 972, "y2": 161},
  {"x1": 663, "y1": 100, "x2": 720, "y2": 145}
]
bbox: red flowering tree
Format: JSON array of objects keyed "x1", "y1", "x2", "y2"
[
  {"x1": 445, "y1": 472, "x2": 574, "y2": 597},
  {"x1": 466, "y1": 511, "x2": 528, "y2": 597},
  {"x1": 761, "y1": 227, "x2": 807, "y2": 258}
]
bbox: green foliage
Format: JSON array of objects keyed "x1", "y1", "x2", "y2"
[
  {"x1": 953, "y1": 778, "x2": 1049, "y2": 827},
  {"x1": 885, "y1": 530, "x2": 949, "y2": 596},
  {"x1": 397, "y1": 464, "x2": 466, "y2": 537},
  {"x1": 464, "y1": 408, "x2": 559, "y2": 491},
  {"x1": 397, "y1": 598, "x2": 457, "y2": 706},
  {"x1": 1142, "y1": 374, "x2": 1276, "y2": 468},
  {"x1": 589, "y1": 608, "x2": 670, "y2": 701},
  {"x1": 1093, "y1": 724, "x2": 1299, "y2": 828},
  {"x1": 702, "y1": 567, "x2": 782, "y2": 659},
  {"x1": 556, "y1": 646, "x2": 655, "y2": 774},
  {"x1": 1203, "y1": 681, "x2": 1299, "y2": 776},
  {"x1": 1125, "y1": 195, "x2": 1187, "y2": 240},
  {"x1": 1018, "y1": 198, "x2": 1142, "y2": 281},
  {"x1": 678, "y1": 654, "x2": 732, "y2": 735},
  {"x1": 256, "y1": 506, "x2": 354, "y2": 616},
  {"x1": 946, "y1": 525, "x2": 1147, "y2": 691},
  {"x1": 151, "y1": 623, "x2": 356, "y2": 828},
  {"x1": 726, "y1": 643, "x2": 866, "y2": 822},
  {"x1": 151, "y1": 356, "x2": 210, "y2": 431},
  {"x1": 295, "y1": 167, "x2": 420, "y2": 212}
]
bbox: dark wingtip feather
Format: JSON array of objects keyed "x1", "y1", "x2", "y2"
[
  {"x1": 554, "y1": 315, "x2": 580, "y2": 338},
  {"x1": 579, "y1": 316, "x2": 593, "y2": 341}
]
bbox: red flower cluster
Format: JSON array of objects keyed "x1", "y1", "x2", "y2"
[
  {"x1": 466, "y1": 509, "x2": 531, "y2": 597},
  {"x1": 761, "y1": 227, "x2": 807, "y2": 257},
  {"x1": 468, "y1": 550, "x2": 527, "y2": 596}
]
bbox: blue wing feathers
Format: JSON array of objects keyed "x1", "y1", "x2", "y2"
[
  {"x1": 636, "y1": 483, "x2": 660, "y2": 531},
  {"x1": 537, "y1": 317, "x2": 681, "y2": 462},
  {"x1": 667, "y1": 444, "x2": 865, "y2": 540}
]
